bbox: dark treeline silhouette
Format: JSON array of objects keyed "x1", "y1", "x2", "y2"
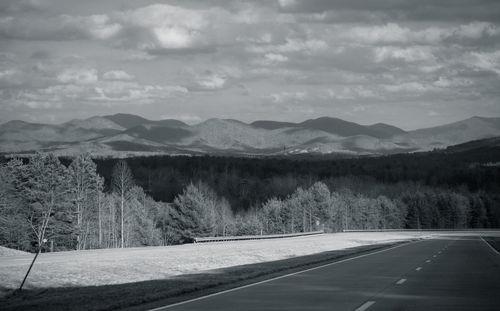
[
  {"x1": 1, "y1": 147, "x2": 499, "y2": 252},
  {"x1": 89, "y1": 146, "x2": 500, "y2": 213}
]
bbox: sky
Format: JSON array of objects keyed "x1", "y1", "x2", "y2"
[{"x1": 0, "y1": 0, "x2": 500, "y2": 130}]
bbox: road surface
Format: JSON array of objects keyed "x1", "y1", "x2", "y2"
[{"x1": 150, "y1": 236, "x2": 500, "y2": 311}]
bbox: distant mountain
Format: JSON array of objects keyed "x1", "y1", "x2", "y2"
[
  {"x1": 366, "y1": 123, "x2": 406, "y2": 138},
  {"x1": 124, "y1": 125, "x2": 192, "y2": 144},
  {"x1": 251, "y1": 120, "x2": 299, "y2": 130},
  {"x1": 103, "y1": 113, "x2": 187, "y2": 129},
  {"x1": 0, "y1": 119, "x2": 108, "y2": 152},
  {"x1": 395, "y1": 116, "x2": 500, "y2": 150},
  {"x1": 103, "y1": 113, "x2": 153, "y2": 129},
  {"x1": 1, "y1": 114, "x2": 499, "y2": 157},
  {"x1": 64, "y1": 116, "x2": 124, "y2": 131},
  {"x1": 251, "y1": 117, "x2": 406, "y2": 139}
]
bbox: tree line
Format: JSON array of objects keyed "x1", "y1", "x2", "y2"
[
  {"x1": 1, "y1": 153, "x2": 499, "y2": 252},
  {"x1": 90, "y1": 150, "x2": 500, "y2": 214}
]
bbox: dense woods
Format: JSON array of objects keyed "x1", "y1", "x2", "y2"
[{"x1": 1, "y1": 148, "x2": 499, "y2": 252}]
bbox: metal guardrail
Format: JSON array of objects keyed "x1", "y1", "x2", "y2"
[
  {"x1": 342, "y1": 229, "x2": 500, "y2": 232},
  {"x1": 193, "y1": 230, "x2": 325, "y2": 243}
]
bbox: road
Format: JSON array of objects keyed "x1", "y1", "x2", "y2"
[{"x1": 150, "y1": 236, "x2": 500, "y2": 311}]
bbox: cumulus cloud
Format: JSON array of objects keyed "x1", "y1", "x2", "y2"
[
  {"x1": 103, "y1": 70, "x2": 134, "y2": 80},
  {"x1": 91, "y1": 82, "x2": 187, "y2": 103},
  {"x1": 270, "y1": 91, "x2": 307, "y2": 103},
  {"x1": 115, "y1": 4, "x2": 208, "y2": 50},
  {"x1": 5, "y1": 64, "x2": 187, "y2": 109},
  {"x1": 249, "y1": 38, "x2": 327, "y2": 54},
  {"x1": 57, "y1": 68, "x2": 98, "y2": 84},
  {"x1": 0, "y1": 14, "x2": 121, "y2": 41},
  {"x1": 61, "y1": 14, "x2": 122, "y2": 40},
  {"x1": 194, "y1": 71, "x2": 226, "y2": 90},
  {"x1": 9, "y1": 81, "x2": 188, "y2": 109},
  {"x1": 465, "y1": 50, "x2": 500, "y2": 75},
  {"x1": 374, "y1": 46, "x2": 436, "y2": 63},
  {"x1": 265, "y1": 53, "x2": 289, "y2": 62}
]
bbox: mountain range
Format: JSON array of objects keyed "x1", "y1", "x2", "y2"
[{"x1": 1, "y1": 113, "x2": 500, "y2": 157}]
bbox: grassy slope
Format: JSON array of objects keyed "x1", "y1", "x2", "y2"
[{"x1": 0, "y1": 241, "x2": 409, "y2": 311}]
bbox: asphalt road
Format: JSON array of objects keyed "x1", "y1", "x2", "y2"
[{"x1": 151, "y1": 236, "x2": 500, "y2": 311}]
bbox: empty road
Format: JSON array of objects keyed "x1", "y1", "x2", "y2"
[{"x1": 150, "y1": 235, "x2": 500, "y2": 311}]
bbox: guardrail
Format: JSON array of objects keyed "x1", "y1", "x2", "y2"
[
  {"x1": 193, "y1": 230, "x2": 324, "y2": 243},
  {"x1": 343, "y1": 229, "x2": 500, "y2": 232}
]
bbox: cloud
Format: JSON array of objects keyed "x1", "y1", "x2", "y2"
[
  {"x1": 265, "y1": 53, "x2": 288, "y2": 62},
  {"x1": 9, "y1": 81, "x2": 188, "y2": 109},
  {"x1": 57, "y1": 68, "x2": 98, "y2": 84},
  {"x1": 5, "y1": 65, "x2": 187, "y2": 109},
  {"x1": 276, "y1": 0, "x2": 500, "y2": 23},
  {"x1": 103, "y1": 70, "x2": 134, "y2": 81},
  {"x1": 270, "y1": 91, "x2": 307, "y2": 103},
  {"x1": 326, "y1": 86, "x2": 378, "y2": 100},
  {"x1": 60, "y1": 14, "x2": 122, "y2": 40},
  {"x1": 383, "y1": 82, "x2": 434, "y2": 93},
  {"x1": 374, "y1": 46, "x2": 436, "y2": 63},
  {"x1": 248, "y1": 38, "x2": 328, "y2": 55},
  {"x1": 91, "y1": 82, "x2": 187, "y2": 103},
  {"x1": 465, "y1": 50, "x2": 500, "y2": 75},
  {"x1": 194, "y1": 71, "x2": 227, "y2": 90},
  {"x1": 0, "y1": 14, "x2": 121, "y2": 41},
  {"x1": 0, "y1": 0, "x2": 48, "y2": 13},
  {"x1": 455, "y1": 22, "x2": 500, "y2": 39},
  {"x1": 345, "y1": 22, "x2": 500, "y2": 46}
]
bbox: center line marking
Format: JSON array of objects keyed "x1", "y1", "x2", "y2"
[
  {"x1": 396, "y1": 278, "x2": 407, "y2": 285},
  {"x1": 416, "y1": 267, "x2": 422, "y2": 271},
  {"x1": 355, "y1": 301, "x2": 376, "y2": 311}
]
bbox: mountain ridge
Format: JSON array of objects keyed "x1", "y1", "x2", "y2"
[{"x1": 1, "y1": 114, "x2": 499, "y2": 157}]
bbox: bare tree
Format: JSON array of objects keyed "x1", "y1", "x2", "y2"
[
  {"x1": 111, "y1": 160, "x2": 134, "y2": 248},
  {"x1": 68, "y1": 154, "x2": 100, "y2": 250}
]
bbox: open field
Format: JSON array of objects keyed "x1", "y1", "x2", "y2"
[
  {"x1": 0, "y1": 232, "x2": 438, "y2": 293},
  {"x1": 3, "y1": 231, "x2": 498, "y2": 294}
]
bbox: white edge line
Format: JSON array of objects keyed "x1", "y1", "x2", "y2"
[
  {"x1": 480, "y1": 236, "x2": 500, "y2": 256},
  {"x1": 355, "y1": 300, "x2": 376, "y2": 311},
  {"x1": 148, "y1": 240, "x2": 424, "y2": 311}
]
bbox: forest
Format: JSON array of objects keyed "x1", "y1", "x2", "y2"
[{"x1": 1, "y1": 146, "x2": 499, "y2": 252}]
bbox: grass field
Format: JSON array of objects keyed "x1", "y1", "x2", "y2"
[
  {"x1": 0, "y1": 232, "x2": 432, "y2": 294},
  {"x1": 0, "y1": 241, "x2": 411, "y2": 311}
]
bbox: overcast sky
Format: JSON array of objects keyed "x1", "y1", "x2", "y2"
[{"x1": 1, "y1": 0, "x2": 500, "y2": 129}]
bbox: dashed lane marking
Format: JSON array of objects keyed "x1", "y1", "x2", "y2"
[
  {"x1": 416, "y1": 267, "x2": 422, "y2": 271},
  {"x1": 426, "y1": 260, "x2": 431, "y2": 263},
  {"x1": 396, "y1": 278, "x2": 407, "y2": 285},
  {"x1": 355, "y1": 301, "x2": 376, "y2": 311}
]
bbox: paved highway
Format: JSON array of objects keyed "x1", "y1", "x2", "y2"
[{"x1": 150, "y1": 236, "x2": 500, "y2": 311}]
